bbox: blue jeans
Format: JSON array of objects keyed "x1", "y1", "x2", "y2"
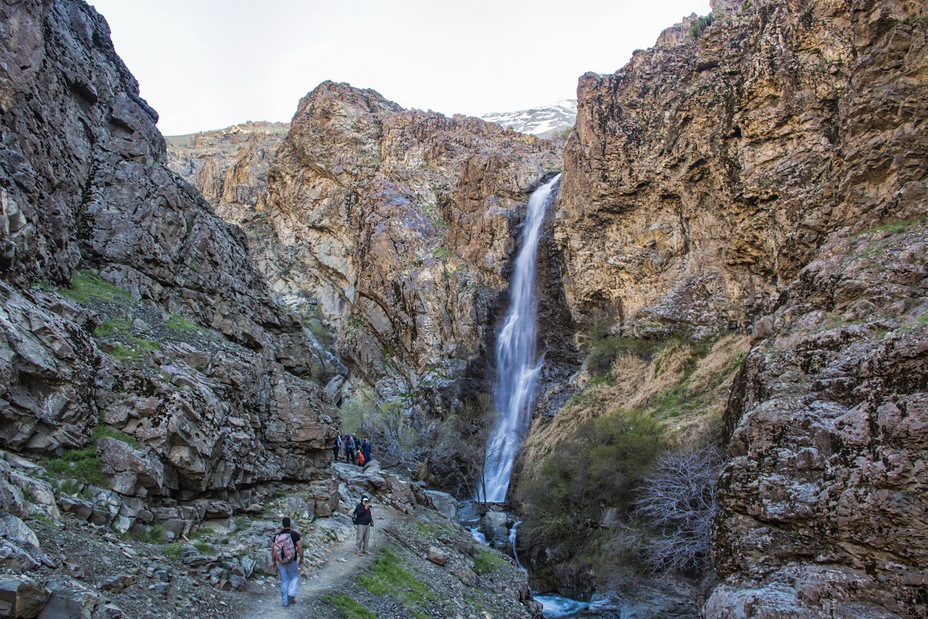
[{"x1": 278, "y1": 561, "x2": 299, "y2": 605}]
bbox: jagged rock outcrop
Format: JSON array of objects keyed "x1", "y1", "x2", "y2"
[
  {"x1": 166, "y1": 122, "x2": 289, "y2": 227},
  {"x1": 0, "y1": 0, "x2": 338, "y2": 509},
  {"x1": 552, "y1": 0, "x2": 927, "y2": 615},
  {"x1": 256, "y1": 82, "x2": 560, "y2": 394},
  {"x1": 169, "y1": 82, "x2": 563, "y2": 452}
]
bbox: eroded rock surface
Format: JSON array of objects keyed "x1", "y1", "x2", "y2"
[
  {"x1": 0, "y1": 0, "x2": 338, "y2": 505},
  {"x1": 552, "y1": 0, "x2": 927, "y2": 614}
]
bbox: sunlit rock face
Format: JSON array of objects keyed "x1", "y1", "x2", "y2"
[
  {"x1": 0, "y1": 0, "x2": 338, "y2": 497},
  {"x1": 555, "y1": 0, "x2": 928, "y2": 614},
  {"x1": 171, "y1": 80, "x2": 563, "y2": 413}
]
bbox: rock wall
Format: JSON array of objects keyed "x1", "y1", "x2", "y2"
[
  {"x1": 0, "y1": 0, "x2": 338, "y2": 503},
  {"x1": 170, "y1": 82, "x2": 563, "y2": 424},
  {"x1": 554, "y1": 0, "x2": 928, "y2": 615}
]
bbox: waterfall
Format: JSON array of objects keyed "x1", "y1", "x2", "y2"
[{"x1": 478, "y1": 173, "x2": 561, "y2": 503}]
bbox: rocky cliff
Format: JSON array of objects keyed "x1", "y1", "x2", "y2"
[
  {"x1": 0, "y1": 0, "x2": 339, "y2": 516},
  {"x1": 169, "y1": 82, "x2": 564, "y2": 490},
  {"x1": 549, "y1": 0, "x2": 927, "y2": 615}
]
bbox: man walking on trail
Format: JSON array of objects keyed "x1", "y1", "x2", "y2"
[
  {"x1": 271, "y1": 516, "x2": 305, "y2": 607},
  {"x1": 353, "y1": 496, "x2": 374, "y2": 555}
]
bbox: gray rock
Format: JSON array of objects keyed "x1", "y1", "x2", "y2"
[
  {"x1": 0, "y1": 513, "x2": 39, "y2": 549},
  {"x1": 424, "y1": 490, "x2": 458, "y2": 520},
  {"x1": 0, "y1": 575, "x2": 49, "y2": 618}
]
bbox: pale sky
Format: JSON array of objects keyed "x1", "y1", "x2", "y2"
[{"x1": 88, "y1": 0, "x2": 712, "y2": 136}]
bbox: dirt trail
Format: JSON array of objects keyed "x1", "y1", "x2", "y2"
[{"x1": 234, "y1": 508, "x2": 395, "y2": 618}]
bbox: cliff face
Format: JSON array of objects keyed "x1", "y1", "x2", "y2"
[
  {"x1": 0, "y1": 0, "x2": 337, "y2": 510},
  {"x1": 169, "y1": 82, "x2": 563, "y2": 481},
  {"x1": 256, "y1": 83, "x2": 561, "y2": 394},
  {"x1": 554, "y1": 0, "x2": 927, "y2": 614}
]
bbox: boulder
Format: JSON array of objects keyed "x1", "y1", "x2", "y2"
[
  {"x1": 427, "y1": 547, "x2": 448, "y2": 566},
  {"x1": 0, "y1": 576, "x2": 49, "y2": 619},
  {"x1": 423, "y1": 490, "x2": 457, "y2": 520}
]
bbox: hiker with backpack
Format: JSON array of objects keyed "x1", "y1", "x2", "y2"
[
  {"x1": 361, "y1": 438, "x2": 372, "y2": 465},
  {"x1": 271, "y1": 516, "x2": 305, "y2": 607},
  {"x1": 344, "y1": 434, "x2": 355, "y2": 464},
  {"x1": 352, "y1": 496, "x2": 374, "y2": 555},
  {"x1": 332, "y1": 433, "x2": 342, "y2": 461}
]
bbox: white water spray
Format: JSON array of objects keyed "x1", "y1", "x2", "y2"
[{"x1": 479, "y1": 174, "x2": 561, "y2": 503}]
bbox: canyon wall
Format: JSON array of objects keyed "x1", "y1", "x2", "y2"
[
  {"x1": 169, "y1": 83, "x2": 564, "y2": 489},
  {"x1": 552, "y1": 0, "x2": 927, "y2": 614},
  {"x1": 0, "y1": 0, "x2": 338, "y2": 511}
]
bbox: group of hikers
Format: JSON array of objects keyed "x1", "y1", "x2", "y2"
[
  {"x1": 270, "y1": 495, "x2": 375, "y2": 607},
  {"x1": 333, "y1": 432, "x2": 372, "y2": 466},
  {"x1": 267, "y1": 432, "x2": 379, "y2": 607}
]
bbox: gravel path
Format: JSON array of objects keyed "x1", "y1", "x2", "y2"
[{"x1": 234, "y1": 508, "x2": 394, "y2": 618}]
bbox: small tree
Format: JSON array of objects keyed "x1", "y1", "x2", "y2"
[{"x1": 636, "y1": 445, "x2": 722, "y2": 574}]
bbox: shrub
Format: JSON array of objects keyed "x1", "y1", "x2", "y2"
[
  {"x1": 46, "y1": 446, "x2": 109, "y2": 488},
  {"x1": 636, "y1": 445, "x2": 722, "y2": 574},
  {"x1": 517, "y1": 408, "x2": 666, "y2": 549},
  {"x1": 689, "y1": 14, "x2": 714, "y2": 40}
]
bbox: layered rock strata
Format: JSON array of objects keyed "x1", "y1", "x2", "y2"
[
  {"x1": 553, "y1": 0, "x2": 927, "y2": 614},
  {"x1": 0, "y1": 0, "x2": 337, "y2": 505}
]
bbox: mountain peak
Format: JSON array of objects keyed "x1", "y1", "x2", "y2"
[{"x1": 480, "y1": 100, "x2": 577, "y2": 138}]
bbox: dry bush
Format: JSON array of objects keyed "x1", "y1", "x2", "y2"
[{"x1": 635, "y1": 445, "x2": 722, "y2": 574}]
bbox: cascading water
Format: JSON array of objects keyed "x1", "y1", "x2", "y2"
[{"x1": 478, "y1": 173, "x2": 561, "y2": 503}]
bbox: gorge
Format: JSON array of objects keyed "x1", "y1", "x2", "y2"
[{"x1": 1, "y1": 0, "x2": 927, "y2": 617}]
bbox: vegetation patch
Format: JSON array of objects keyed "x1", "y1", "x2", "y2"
[
  {"x1": 472, "y1": 548, "x2": 509, "y2": 576},
  {"x1": 193, "y1": 541, "x2": 217, "y2": 555},
  {"x1": 124, "y1": 522, "x2": 166, "y2": 544},
  {"x1": 57, "y1": 271, "x2": 134, "y2": 305},
  {"x1": 164, "y1": 543, "x2": 183, "y2": 560},
  {"x1": 689, "y1": 13, "x2": 714, "y2": 39},
  {"x1": 356, "y1": 547, "x2": 435, "y2": 618},
  {"x1": 104, "y1": 336, "x2": 160, "y2": 362},
  {"x1": 326, "y1": 593, "x2": 377, "y2": 619},
  {"x1": 517, "y1": 408, "x2": 666, "y2": 548},
  {"x1": 93, "y1": 317, "x2": 131, "y2": 337},
  {"x1": 516, "y1": 333, "x2": 749, "y2": 586},
  {"x1": 165, "y1": 314, "x2": 199, "y2": 332},
  {"x1": 46, "y1": 446, "x2": 109, "y2": 488},
  {"x1": 91, "y1": 424, "x2": 141, "y2": 448},
  {"x1": 855, "y1": 217, "x2": 927, "y2": 237}
]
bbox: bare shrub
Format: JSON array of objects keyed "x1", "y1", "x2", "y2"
[
  {"x1": 635, "y1": 445, "x2": 722, "y2": 574},
  {"x1": 340, "y1": 386, "x2": 420, "y2": 467}
]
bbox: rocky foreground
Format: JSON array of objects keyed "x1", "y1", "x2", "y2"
[{"x1": 1, "y1": 453, "x2": 537, "y2": 618}]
